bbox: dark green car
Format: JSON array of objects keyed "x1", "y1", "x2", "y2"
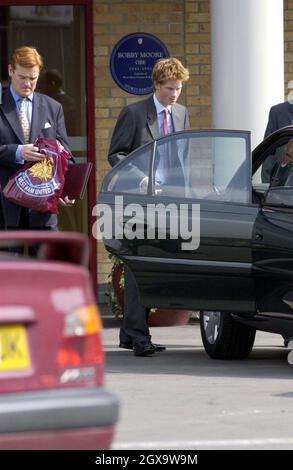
[{"x1": 98, "y1": 127, "x2": 293, "y2": 359}]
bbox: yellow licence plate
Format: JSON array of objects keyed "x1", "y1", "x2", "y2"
[{"x1": 0, "y1": 324, "x2": 30, "y2": 370}]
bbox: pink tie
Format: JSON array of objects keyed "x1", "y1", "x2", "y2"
[
  {"x1": 161, "y1": 110, "x2": 170, "y2": 169},
  {"x1": 163, "y1": 109, "x2": 169, "y2": 136}
]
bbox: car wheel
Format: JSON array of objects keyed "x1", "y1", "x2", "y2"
[{"x1": 200, "y1": 311, "x2": 256, "y2": 359}]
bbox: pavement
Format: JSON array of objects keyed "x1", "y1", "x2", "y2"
[{"x1": 99, "y1": 304, "x2": 293, "y2": 450}]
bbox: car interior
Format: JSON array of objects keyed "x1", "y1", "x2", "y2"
[{"x1": 252, "y1": 137, "x2": 293, "y2": 207}]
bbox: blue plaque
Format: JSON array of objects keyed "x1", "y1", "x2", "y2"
[{"x1": 110, "y1": 33, "x2": 169, "y2": 95}]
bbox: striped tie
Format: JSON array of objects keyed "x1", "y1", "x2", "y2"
[{"x1": 19, "y1": 98, "x2": 30, "y2": 144}]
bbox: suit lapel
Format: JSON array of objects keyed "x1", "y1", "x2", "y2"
[
  {"x1": 30, "y1": 93, "x2": 46, "y2": 143},
  {"x1": 146, "y1": 96, "x2": 160, "y2": 139},
  {"x1": 0, "y1": 89, "x2": 24, "y2": 143},
  {"x1": 172, "y1": 104, "x2": 185, "y2": 131}
]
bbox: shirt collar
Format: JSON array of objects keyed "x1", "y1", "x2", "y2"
[
  {"x1": 10, "y1": 85, "x2": 33, "y2": 103},
  {"x1": 153, "y1": 94, "x2": 172, "y2": 115}
]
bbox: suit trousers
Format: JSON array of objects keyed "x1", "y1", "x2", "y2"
[
  {"x1": 119, "y1": 265, "x2": 151, "y2": 345},
  {"x1": 7, "y1": 207, "x2": 57, "y2": 256}
]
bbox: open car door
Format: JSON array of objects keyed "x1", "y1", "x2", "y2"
[{"x1": 99, "y1": 130, "x2": 259, "y2": 313}]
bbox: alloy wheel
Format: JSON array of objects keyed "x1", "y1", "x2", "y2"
[{"x1": 202, "y1": 311, "x2": 221, "y2": 344}]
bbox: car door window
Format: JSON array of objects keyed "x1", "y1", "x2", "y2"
[
  {"x1": 153, "y1": 136, "x2": 188, "y2": 197},
  {"x1": 102, "y1": 131, "x2": 251, "y2": 203},
  {"x1": 253, "y1": 138, "x2": 293, "y2": 190},
  {"x1": 102, "y1": 144, "x2": 153, "y2": 194},
  {"x1": 153, "y1": 133, "x2": 251, "y2": 203}
]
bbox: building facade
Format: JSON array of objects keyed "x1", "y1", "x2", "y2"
[{"x1": 1, "y1": 0, "x2": 293, "y2": 296}]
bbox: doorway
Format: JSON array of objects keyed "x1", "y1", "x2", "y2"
[{"x1": 0, "y1": 2, "x2": 96, "y2": 286}]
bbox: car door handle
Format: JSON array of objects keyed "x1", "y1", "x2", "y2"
[{"x1": 118, "y1": 217, "x2": 148, "y2": 234}]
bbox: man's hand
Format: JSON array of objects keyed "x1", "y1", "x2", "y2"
[
  {"x1": 21, "y1": 144, "x2": 44, "y2": 162},
  {"x1": 58, "y1": 196, "x2": 75, "y2": 207},
  {"x1": 139, "y1": 176, "x2": 162, "y2": 194}
]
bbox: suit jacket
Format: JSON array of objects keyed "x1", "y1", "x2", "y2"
[
  {"x1": 0, "y1": 88, "x2": 72, "y2": 227},
  {"x1": 264, "y1": 101, "x2": 293, "y2": 138},
  {"x1": 108, "y1": 95, "x2": 190, "y2": 167},
  {"x1": 270, "y1": 163, "x2": 293, "y2": 187}
]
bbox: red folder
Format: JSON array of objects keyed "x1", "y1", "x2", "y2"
[{"x1": 62, "y1": 162, "x2": 93, "y2": 200}]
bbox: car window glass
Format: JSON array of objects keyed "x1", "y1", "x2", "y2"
[
  {"x1": 102, "y1": 144, "x2": 152, "y2": 194},
  {"x1": 153, "y1": 134, "x2": 250, "y2": 203},
  {"x1": 253, "y1": 138, "x2": 293, "y2": 190},
  {"x1": 153, "y1": 137, "x2": 189, "y2": 197}
]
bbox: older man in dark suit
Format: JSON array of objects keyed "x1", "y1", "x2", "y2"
[
  {"x1": 108, "y1": 57, "x2": 190, "y2": 356},
  {"x1": 0, "y1": 46, "x2": 73, "y2": 230},
  {"x1": 265, "y1": 100, "x2": 293, "y2": 138},
  {"x1": 264, "y1": 98, "x2": 293, "y2": 347},
  {"x1": 262, "y1": 93, "x2": 293, "y2": 183}
]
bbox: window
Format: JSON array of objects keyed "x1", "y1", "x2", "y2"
[
  {"x1": 154, "y1": 133, "x2": 250, "y2": 203},
  {"x1": 103, "y1": 144, "x2": 153, "y2": 194},
  {"x1": 103, "y1": 131, "x2": 251, "y2": 204},
  {"x1": 253, "y1": 138, "x2": 293, "y2": 189}
]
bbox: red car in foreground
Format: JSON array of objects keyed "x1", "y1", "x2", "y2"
[{"x1": 0, "y1": 231, "x2": 119, "y2": 450}]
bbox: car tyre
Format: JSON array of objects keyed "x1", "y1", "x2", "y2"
[{"x1": 200, "y1": 311, "x2": 256, "y2": 359}]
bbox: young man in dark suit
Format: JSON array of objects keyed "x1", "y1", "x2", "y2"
[
  {"x1": 108, "y1": 57, "x2": 190, "y2": 356},
  {"x1": 0, "y1": 46, "x2": 74, "y2": 230}
]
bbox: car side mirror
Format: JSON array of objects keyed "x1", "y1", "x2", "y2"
[{"x1": 264, "y1": 186, "x2": 293, "y2": 208}]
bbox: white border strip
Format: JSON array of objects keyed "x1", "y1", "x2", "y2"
[{"x1": 113, "y1": 438, "x2": 293, "y2": 450}]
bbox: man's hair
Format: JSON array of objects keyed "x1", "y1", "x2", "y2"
[
  {"x1": 10, "y1": 46, "x2": 44, "y2": 70},
  {"x1": 152, "y1": 57, "x2": 189, "y2": 85}
]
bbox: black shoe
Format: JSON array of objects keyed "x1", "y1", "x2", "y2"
[
  {"x1": 119, "y1": 342, "x2": 133, "y2": 350},
  {"x1": 119, "y1": 341, "x2": 166, "y2": 352},
  {"x1": 151, "y1": 342, "x2": 166, "y2": 352},
  {"x1": 133, "y1": 341, "x2": 156, "y2": 357}
]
